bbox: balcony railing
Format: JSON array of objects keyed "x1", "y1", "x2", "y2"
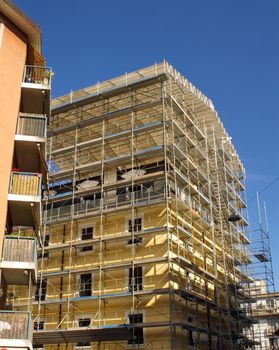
[
  {"x1": 0, "y1": 311, "x2": 32, "y2": 340},
  {"x1": 46, "y1": 189, "x2": 165, "y2": 223},
  {"x1": 16, "y1": 113, "x2": 47, "y2": 138},
  {"x1": 1, "y1": 236, "x2": 37, "y2": 264},
  {"x1": 9, "y1": 172, "x2": 41, "y2": 197},
  {"x1": 22, "y1": 65, "x2": 52, "y2": 88},
  {"x1": 0, "y1": 236, "x2": 38, "y2": 286}
]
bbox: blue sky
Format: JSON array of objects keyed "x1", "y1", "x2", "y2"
[{"x1": 15, "y1": 0, "x2": 279, "y2": 287}]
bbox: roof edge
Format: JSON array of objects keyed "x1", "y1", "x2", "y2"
[{"x1": 0, "y1": 0, "x2": 41, "y2": 52}]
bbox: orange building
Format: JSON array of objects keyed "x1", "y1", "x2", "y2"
[{"x1": 0, "y1": 1, "x2": 51, "y2": 349}]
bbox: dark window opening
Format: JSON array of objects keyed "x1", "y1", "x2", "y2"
[
  {"x1": 127, "y1": 218, "x2": 142, "y2": 245},
  {"x1": 46, "y1": 192, "x2": 101, "y2": 211},
  {"x1": 48, "y1": 175, "x2": 101, "y2": 199},
  {"x1": 188, "y1": 329, "x2": 194, "y2": 346},
  {"x1": 129, "y1": 266, "x2": 143, "y2": 292},
  {"x1": 47, "y1": 198, "x2": 72, "y2": 210},
  {"x1": 80, "y1": 226, "x2": 93, "y2": 252},
  {"x1": 117, "y1": 181, "x2": 155, "y2": 204},
  {"x1": 48, "y1": 179, "x2": 73, "y2": 196},
  {"x1": 34, "y1": 321, "x2": 44, "y2": 331},
  {"x1": 117, "y1": 184, "x2": 142, "y2": 195},
  {"x1": 77, "y1": 318, "x2": 91, "y2": 347},
  {"x1": 83, "y1": 192, "x2": 102, "y2": 201},
  {"x1": 128, "y1": 313, "x2": 144, "y2": 345},
  {"x1": 35, "y1": 279, "x2": 47, "y2": 301},
  {"x1": 79, "y1": 274, "x2": 92, "y2": 297}
]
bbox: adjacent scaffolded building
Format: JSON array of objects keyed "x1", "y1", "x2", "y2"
[
  {"x1": 17, "y1": 62, "x2": 254, "y2": 349},
  {"x1": 248, "y1": 202, "x2": 277, "y2": 350}
]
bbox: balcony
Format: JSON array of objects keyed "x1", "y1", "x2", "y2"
[
  {"x1": 21, "y1": 65, "x2": 52, "y2": 117},
  {"x1": 0, "y1": 311, "x2": 33, "y2": 349},
  {"x1": 14, "y1": 113, "x2": 47, "y2": 175},
  {"x1": 0, "y1": 237, "x2": 37, "y2": 285},
  {"x1": 7, "y1": 172, "x2": 42, "y2": 231}
]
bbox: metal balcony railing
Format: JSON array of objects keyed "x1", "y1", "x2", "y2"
[
  {"x1": 1, "y1": 236, "x2": 37, "y2": 264},
  {"x1": 16, "y1": 113, "x2": 47, "y2": 138},
  {"x1": 23, "y1": 65, "x2": 52, "y2": 88},
  {"x1": 0, "y1": 311, "x2": 32, "y2": 340},
  {"x1": 9, "y1": 172, "x2": 41, "y2": 197},
  {"x1": 46, "y1": 189, "x2": 165, "y2": 223}
]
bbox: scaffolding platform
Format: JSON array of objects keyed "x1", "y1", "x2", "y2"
[{"x1": 33, "y1": 325, "x2": 134, "y2": 345}]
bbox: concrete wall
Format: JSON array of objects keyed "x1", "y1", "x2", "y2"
[{"x1": 0, "y1": 19, "x2": 27, "y2": 247}]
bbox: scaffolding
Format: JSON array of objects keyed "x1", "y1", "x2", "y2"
[
  {"x1": 14, "y1": 61, "x2": 256, "y2": 349},
  {"x1": 248, "y1": 195, "x2": 276, "y2": 349}
]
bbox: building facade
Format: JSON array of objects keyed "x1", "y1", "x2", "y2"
[
  {"x1": 0, "y1": 0, "x2": 51, "y2": 348},
  {"x1": 13, "y1": 62, "x2": 255, "y2": 350},
  {"x1": 250, "y1": 283, "x2": 279, "y2": 349}
]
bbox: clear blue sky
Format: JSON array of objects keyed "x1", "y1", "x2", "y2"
[{"x1": 14, "y1": 0, "x2": 279, "y2": 287}]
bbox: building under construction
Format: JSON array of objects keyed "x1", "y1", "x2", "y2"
[{"x1": 14, "y1": 61, "x2": 256, "y2": 349}]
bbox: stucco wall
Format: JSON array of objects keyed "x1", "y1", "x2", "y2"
[{"x1": 0, "y1": 20, "x2": 27, "y2": 249}]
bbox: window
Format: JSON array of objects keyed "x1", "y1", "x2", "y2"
[
  {"x1": 79, "y1": 273, "x2": 92, "y2": 297},
  {"x1": 38, "y1": 235, "x2": 49, "y2": 258},
  {"x1": 192, "y1": 198, "x2": 200, "y2": 213},
  {"x1": 79, "y1": 225, "x2": 94, "y2": 252},
  {"x1": 77, "y1": 318, "x2": 91, "y2": 347},
  {"x1": 129, "y1": 266, "x2": 143, "y2": 292},
  {"x1": 186, "y1": 272, "x2": 192, "y2": 290},
  {"x1": 188, "y1": 329, "x2": 194, "y2": 346},
  {"x1": 128, "y1": 313, "x2": 144, "y2": 345},
  {"x1": 34, "y1": 321, "x2": 44, "y2": 330},
  {"x1": 35, "y1": 279, "x2": 47, "y2": 301},
  {"x1": 201, "y1": 207, "x2": 211, "y2": 225},
  {"x1": 127, "y1": 218, "x2": 142, "y2": 245}
]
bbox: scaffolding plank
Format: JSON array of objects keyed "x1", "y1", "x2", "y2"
[{"x1": 255, "y1": 253, "x2": 269, "y2": 262}]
